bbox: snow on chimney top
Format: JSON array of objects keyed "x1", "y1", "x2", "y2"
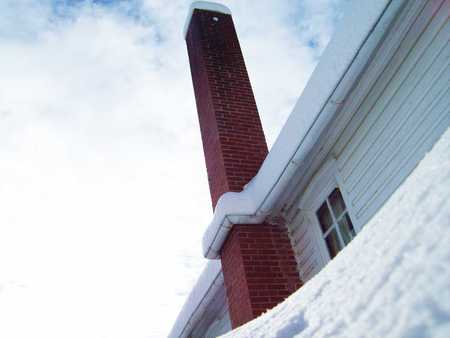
[{"x1": 183, "y1": 1, "x2": 231, "y2": 38}]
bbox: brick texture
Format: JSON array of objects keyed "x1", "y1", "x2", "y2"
[
  {"x1": 221, "y1": 222, "x2": 302, "y2": 328},
  {"x1": 186, "y1": 9, "x2": 268, "y2": 210}
]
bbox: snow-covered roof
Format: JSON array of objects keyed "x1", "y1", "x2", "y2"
[
  {"x1": 168, "y1": 260, "x2": 223, "y2": 338},
  {"x1": 183, "y1": 1, "x2": 231, "y2": 38},
  {"x1": 222, "y1": 125, "x2": 450, "y2": 338}
]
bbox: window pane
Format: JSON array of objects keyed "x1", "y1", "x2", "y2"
[
  {"x1": 338, "y1": 213, "x2": 356, "y2": 245},
  {"x1": 329, "y1": 188, "x2": 346, "y2": 218},
  {"x1": 325, "y1": 228, "x2": 342, "y2": 258},
  {"x1": 316, "y1": 202, "x2": 333, "y2": 233}
]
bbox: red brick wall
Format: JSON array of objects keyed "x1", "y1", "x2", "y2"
[
  {"x1": 221, "y1": 222, "x2": 302, "y2": 328},
  {"x1": 186, "y1": 9, "x2": 268, "y2": 209}
]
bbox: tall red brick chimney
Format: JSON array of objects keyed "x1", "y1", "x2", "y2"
[
  {"x1": 185, "y1": 2, "x2": 301, "y2": 328},
  {"x1": 185, "y1": 3, "x2": 268, "y2": 210}
]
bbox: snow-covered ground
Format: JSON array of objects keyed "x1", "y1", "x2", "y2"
[{"x1": 222, "y1": 127, "x2": 450, "y2": 338}]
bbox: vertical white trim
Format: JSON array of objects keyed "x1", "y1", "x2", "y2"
[{"x1": 334, "y1": 167, "x2": 362, "y2": 232}]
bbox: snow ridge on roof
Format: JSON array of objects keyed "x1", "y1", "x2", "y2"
[{"x1": 183, "y1": 1, "x2": 232, "y2": 38}]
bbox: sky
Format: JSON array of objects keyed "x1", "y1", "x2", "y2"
[{"x1": 0, "y1": 0, "x2": 346, "y2": 337}]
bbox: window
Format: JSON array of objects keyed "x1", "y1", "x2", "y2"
[{"x1": 316, "y1": 188, "x2": 356, "y2": 258}]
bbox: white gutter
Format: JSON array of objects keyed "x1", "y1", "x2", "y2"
[{"x1": 201, "y1": 0, "x2": 405, "y2": 259}]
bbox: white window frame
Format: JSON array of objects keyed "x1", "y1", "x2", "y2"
[
  {"x1": 297, "y1": 158, "x2": 359, "y2": 263},
  {"x1": 316, "y1": 187, "x2": 356, "y2": 259}
]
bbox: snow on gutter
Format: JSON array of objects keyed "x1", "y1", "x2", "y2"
[
  {"x1": 168, "y1": 260, "x2": 223, "y2": 338},
  {"x1": 202, "y1": 0, "x2": 402, "y2": 259}
]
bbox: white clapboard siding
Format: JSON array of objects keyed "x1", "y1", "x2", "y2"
[{"x1": 335, "y1": 0, "x2": 450, "y2": 228}]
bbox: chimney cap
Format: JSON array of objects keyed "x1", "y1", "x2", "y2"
[{"x1": 183, "y1": 1, "x2": 232, "y2": 38}]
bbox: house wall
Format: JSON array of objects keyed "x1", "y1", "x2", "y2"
[
  {"x1": 287, "y1": 0, "x2": 450, "y2": 283},
  {"x1": 333, "y1": 0, "x2": 449, "y2": 229}
]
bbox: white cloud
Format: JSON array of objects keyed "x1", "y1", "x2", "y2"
[{"x1": 0, "y1": 0, "x2": 346, "y2": 336}]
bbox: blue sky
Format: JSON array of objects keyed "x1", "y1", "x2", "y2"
[{"x1": 0, "y1": 1, "x2": 346, "y2": 337}]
